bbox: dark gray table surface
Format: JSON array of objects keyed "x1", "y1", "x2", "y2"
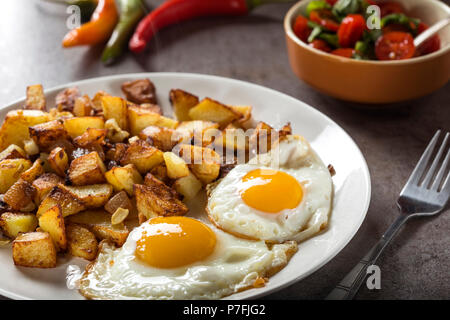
[{"x1": 0, "y1": 0, "x2": 448, "y2": 300}]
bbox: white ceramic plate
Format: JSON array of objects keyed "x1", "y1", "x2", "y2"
[{"x1": 0, "y1": 73, "x2": 371, "y2": 300}]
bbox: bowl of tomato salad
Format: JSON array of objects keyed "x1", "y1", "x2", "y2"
[{"x1": 284, "y1": 0, "x2": 450, "y2": 104}]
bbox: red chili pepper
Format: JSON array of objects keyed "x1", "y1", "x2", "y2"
[{"x1": 129, "y1": 0, "x2": 291, "y2": 53}]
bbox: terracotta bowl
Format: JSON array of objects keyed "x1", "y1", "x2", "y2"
[{"x1": 284, "y1": 0, "x2": 450, "y2": 104}]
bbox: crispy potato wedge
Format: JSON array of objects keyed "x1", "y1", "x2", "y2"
[
  {"x1": 66, "y1": 224, "x2": 98, "y2": 260},
  {"x1": 20, "y1": 159, "x2": 45, "y2": 183},
  {"x1": 38, "y1": 205, "x2": 67, "y2": 251},
  {"x1": 0, "y1": 213, "x2": 38, "y2": 239},
  {"x1": 63, "y1": 117, "x2": 105, "y2": 139},
  {"x1": 178, "y1": 144, "x2": 221, "y2": 184},
  {"x1": 134, "y1": 183, "x2": 188, "y2": 220},
  {"x1": 32, "y1": 173, "x2": 64, "y2": 204},
  {"x1": 26, "y1": 84, "x2": 46, "y2": 111},
  {"x1": 173, "y1": 171, "x2": 203, "y2": 201},
  {"x1": 65, "y1": 184, "x2": 113, "y2": 208},
  {"x1": 67, "y1": 210, "x2": 129, "y2": 247},
  {"x1": 0, "y1": 144, "x2": 27, "y2": 162},
  {"x1": 143, "y1": 173, "x2": 179, "y2": 199},
  {"x1": 29, "y1": 120, "x2": 68, "y2": 152},
  {"x1": 0, "y1": 158, "x2": 32, "y2": 193},
  {"x1": 4, "y1": 179, "x2": 36, "y2": 211},
  {"x1": 12, "y1": 232, "x2": 56, "y2": 268},
  {"x1": 105, "y1": 118, "x2": 130, "y2": 143},
  {"x1": 163, "y1": 152, "x2": 189, "y2": 179},
  {"x1": 128, "y1": 105, "x2": 178, "y2": 136},
  {"x1": 169, "y1": 89, "x2": 199, "y2": 121},
  {"x1": 68, "y1": 151, "x2": 106, "y2": 186},
  {"x1": 48, "y1": 147, "x2": 69, "y2": 177},
  {"x1": 139, "y1": 126, "x2": 176, "y2": 152},
  {"x1": 0, "y1": 109, "x2": 50, "y2": 150},
  {"x1": 37, "y1": 184, "x2": 86, "y2": 218},
  {"x1": 101, "y1": 96, "x2": 128, "y2": 130},
  {"x1": 188, "y1": 98, "x2": 240, "y2": 127},
  {"x1": 119, "y1": 139, "x2": 164, "y2": 174},
  {"x1": 105, "y1": 164, "x2": 143, "y2": 196}
]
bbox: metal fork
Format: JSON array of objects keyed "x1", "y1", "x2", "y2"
[{"x1": 326, "y1": 130, "x2": 450, "y2": 300}]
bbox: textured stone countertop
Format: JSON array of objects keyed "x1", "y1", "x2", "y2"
[{"x1": 0, "y1": 0, "x2": 448, "y2": 300}]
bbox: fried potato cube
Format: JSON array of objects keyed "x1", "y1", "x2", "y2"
[
  {"x1": 68, "y1": 151, "x2": 106, "y2": 186},
  {"x1": 169, "y1": 89, "x2": 199, "y2": 121},
  {"x1": 91, "y1": 90, "x2": 108, "y2": 112},
  {"x1": 63, "y1": 117, "x2": 105, "y2": 138},
  {"x1": 134, "y1": 183, "x2": 188, "y2": 220},
  {"x1": 101, "y1": 96, "x2": 128, "y2": 130},
  {"x1": 249, "y1": 121, "x2": 274, "y2": 154},
  {"x1": 12, "y1": 232, "x2": 56, "y2": 268},
  {"x1": 23, "y1": 139, "x2": 39, "y2": 156},
  {"x1": 173, "y1": 171, "x2": 203, "y2": 201},
  {"x1": 66, "y1": 224, "x2": 98, "y2": 260},
  {"x1": 65, "y1": 184, "x2": 113, "y2": 208},
  {"x1": 119, "y1": 139, "x2": 164, "y2": 174},
  {"x1": 38, "y1": 205, "x2": 67, "y2": 251},
  {"x1": 37, "y1": 184, "x2": 86, "y2": 218},
  {"x1": 188, "y1": 98, "x2": 240, "y2": 127},
  {"x1": 0, "y1": 110, "x2": 50, "y2": 150},
  {"x1": 4, "y1": 179, "x2": 36, "y2": 211},
  {"x1": 0, "y1": 213, "x2": 38, "y2": 238},
  {"x1": 139, "y1": 103, "x2": 162, "y2": 115},
  {"x1": 25, "y1": 84, "x2": 46, "y2": 111},
  {"x1": 0, "y1": 144, "x2": 27, "y2": 162},
  {"x1": 48, "y1": 147, "x2": 69, "y2": 177},
  {"x1": 28, "y1": 120, "x2": 68, "y2": 152},
  {"x1": 174, "y1": 120, "x2": 220, "y2": 146},
  {"x1": 105, "y1": 118, "x2": 130, "y2": 143},
  {"x1": 32, "y1": 173, "x2": 64, "y2": 204},
  {"x1": 163, "y1": 152, "x2": 189, "y2": 179},
  {"x1": 73, "y1": 95, "x2": 93, "y2": 117},
  {"x1": 139, "y1": 126, "x2": 175, "y2": 152},
  {"x1": 0, "y1": 158, "x2": 32, "y2": 193},
  {"x1": 20, "y1": 159, "x2": 45, "y2": 183},
  {"x1": 149, "y1": 163, "x2": 170, "y2": 184},
  {"x1": 105, "y1": 164, "x2": 143, "y2": 196},
  {"x1": 214, "y1": 128, "x2": 249, "y2": 153},
  {"x1": 67, "y1": 210, "x2": 129, "y2": 247},
  {"x1": 230, "y1": 105, "x2": 252, "y2": 128},
  {"x1": 104, "y1": 190, "x2": 132, "y2": 214},
  {"x1": 178, "y1": 144, "x2": 221, "y2": 184},
  {"x1": 144, "y1": 173, "x2": 179, "y2": 199},
  {"x1": 56, "y1": 87, "x2": 80, "y2": 112},
  {"x1": 73, "y1": 128, "x2": 107, "y2": 148},
  {"x1": 128, "y1": 105, "x2": 178, "y2": 136}
]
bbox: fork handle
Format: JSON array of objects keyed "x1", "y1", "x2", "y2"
[{"x1": 326, "y1": 214, "x2": 410, "y2": 300}]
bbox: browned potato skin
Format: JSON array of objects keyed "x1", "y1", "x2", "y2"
[
  {"x1": 37, "y1": 184, "x2": 86, "y2": 218},
  {"x1": 0, "y1": 144, "x2": 27, "y2": 162},
  {"x1": 0, "y1": 158, "x2": 32, "y2": 193},
  {"x1": 188, "y1": 98, "x2": 241, "y2": 127},
  {"x1": 134, "y1": 183, "x2": 188, "y2": 221},
  {"x1": 169, "y1": 89, "x2": 199, "y2": 121},
  {"x1": 21, "y1": 159, "x2": 44, "y2": 183},
  {"x1": 48, "y1": 147, "x2": 69, "y2": 177},
  {"x1": 139, "y1": 103, "x2": 162, "y2": 115},
  {"x1": 104, "y1": 164, "x2": 143, "y2": 196},
  {"x1": 139, "y1": 126, "x2": 176, "y2": 152},
  {"x1": 119, "y1": 139, "x2": 164, "y2": 174},
  {"x1": 73, "y1": 128, "x2": 107, "y2": 148},
  {"x1": 38, "y1": 205, "x2": 67, "y2": 251},
  {"x1": 0, "y1": 212, "x2": 38, "y2": 238},
  {"x1": 32, "y1": 173, "x2": 64, "y2": 204},
  {"x1": 149, "y1": 163, "x2": 171, "y2": 184},
  {"x1": 66, "y1": 184, "x2": 113, "y2": 208},
  {"x1": 29, "y1": 120, "x2": 68, "y2": 152},
  {"x1": 144, "y1": 173, "x2": 180, "y2": 199},
  {"x1": 73, "y1": 95, "x2": 94, "y2": 117},
  {"x1": 26, "y1": 84, "x2": 46, "y2": 111},
  {"x1": 56, "y1": 87, "x2": 80, "y2": 112},
  {"x1": 4, "y1": 179, "x2": 36, "y2": 211},
  {"x1": 66, "y1": 224, "x2": 98, "y2": 260},
  {"x1": 121, "y1": 79, "x2": 157, "y2": 104},
  {"x1": 68, "y1": 151, "x2": 106, "y2": 186},
  {"x1": 12, "y1": 232, "x2": 57, "y2": 268}
]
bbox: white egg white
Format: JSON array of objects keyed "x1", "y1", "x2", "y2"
[
  {"x1": 78, "y1": 220, "x2": 297, "y2": 300},
  {"x1": 207, "y1": 135, "x2": 333, "y2": 243}
]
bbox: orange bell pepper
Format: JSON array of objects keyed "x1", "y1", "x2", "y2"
[{"x1": 62, "y1": 0, "x2": 118, "y2": 47}]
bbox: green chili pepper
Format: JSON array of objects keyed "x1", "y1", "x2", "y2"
[
  {"x1": 101, "y1": 0, "x2": 147, "y2": 65},
  {"x1": 332, "y1": 0, "x2": 360, "y2": 18},
  {"x1": 381, "y1": 13, "x2": 421, "y2": 35},
  {"x1": 43, "y1": 0, "x2": 98, "y2": 22},
  {"x1": 318, "y1": 33, "x2": 339, "y2": 48},
  {"x1": 306, "y1": 0, "x2": 331, "y2": 17}
]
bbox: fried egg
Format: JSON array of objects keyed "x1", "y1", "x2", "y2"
[
  {"x1": 207, "y1": 135, "x2": 332, "y2": 243},
  {"x1": 78, "y1": 216, "x2": 297, "y2": 300}
]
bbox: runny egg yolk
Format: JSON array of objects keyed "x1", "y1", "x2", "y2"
[
  {"x1": 241, "y1": 168, "x2": 303, "y2": 213},
  {"x1": 135, "y1": 216, "x2": 216, "y2": 268}
]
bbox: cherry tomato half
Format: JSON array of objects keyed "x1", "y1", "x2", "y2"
[
  {"x1": 338, "y1": 14, "x2": 366, "y2": 48},
  {"x1": 309, "y1": 39, "x2": 332, "y2": 52},
  {"x1": 310, "y1": 10, "x2": 340, "y2": 32},
  {"x1": 293, "y1": 15, "x2": 311, "y2": 42},
  {"x1": 379, "y1": 2, "x2": 405, "y2": 17},
  {"x1": 375, "y1": 32, "x2": 415, "y2": 60},
  {"x1": 331, "y1": 48, "x2": 355, "y2": 58},
  {"x1": 416, "y1": 22, "x2": 441, "y2": 56}
]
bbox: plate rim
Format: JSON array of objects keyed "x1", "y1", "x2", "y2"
[{"x1": 0, "y1": 72, "x2": 371, "y2": 300}]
